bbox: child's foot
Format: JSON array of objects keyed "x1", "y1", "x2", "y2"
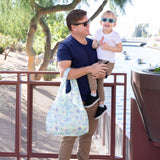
[
  {"x1": 84, "y1": 95, "x2": 100, "y2": 108},
  {"x1": 94, "y1": 105, "x2": 107, "y2": 119}
]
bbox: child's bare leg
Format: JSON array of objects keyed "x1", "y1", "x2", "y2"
[
  {"x1": 91, "y1": 90, "x2": 97, "y2": 97},
  {"x1": 99, "y1": 101, "x2": 104, "y2": 105}
]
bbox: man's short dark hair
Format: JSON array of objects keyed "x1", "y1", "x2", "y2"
[{"x1": 66, "y1": 9, "x2": 87, "y2": 31}]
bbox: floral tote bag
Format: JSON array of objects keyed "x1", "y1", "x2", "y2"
[{"x1": 46, "y1": 68, "x2": 89, "y2": 136}]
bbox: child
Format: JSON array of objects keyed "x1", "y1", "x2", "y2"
[{"x1": 84, "y1": 10, "x2": 123, "y2": 119}]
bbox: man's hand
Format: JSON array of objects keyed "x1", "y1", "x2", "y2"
[{"x1": 90, "y1": 62, "x2": 107, "y2": 79}]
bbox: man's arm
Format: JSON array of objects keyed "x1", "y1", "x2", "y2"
[{"x1": 58, "y1": 60, "x2": 107, "y2": 79}]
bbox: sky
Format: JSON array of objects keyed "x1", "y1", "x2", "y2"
[{"x1": 84, "y1": 0, "x2": 160, "y2": 38}]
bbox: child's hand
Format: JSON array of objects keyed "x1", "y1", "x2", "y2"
[{"x1": 99, "y1": 36, "x2": 104, "y2": 46}]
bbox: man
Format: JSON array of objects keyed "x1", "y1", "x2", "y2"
[{"x1": 57, "y1": 9, "x2": 107, "y2": 160}]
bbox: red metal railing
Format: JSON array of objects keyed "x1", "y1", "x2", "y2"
[{"x1": 0, "y1": 71, "x2": 127, "y2": 160}]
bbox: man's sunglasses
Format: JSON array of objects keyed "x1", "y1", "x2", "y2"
[
  {"x1": 73, "y1": 20, "x2": 90, "y2": 27},
  {"x1": 101, "y1": 18, "x2": 115, "y2": 23}
]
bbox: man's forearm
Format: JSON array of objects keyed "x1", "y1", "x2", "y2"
[
  {"x1": 58, "y1": 61, "x2": 107, "y2": 80},
  {"x1": 67, "y1": 66, "x2": 92, "y2": 79}
]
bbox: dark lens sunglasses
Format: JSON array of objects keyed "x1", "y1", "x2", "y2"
[
  {"x1": 101, "y1": 18, "x2": 115, "y2": 23},
  {"x1": 73, "y1": 20, "x2": 90, "y2": 27}
]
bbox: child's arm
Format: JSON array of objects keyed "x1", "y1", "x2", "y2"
[{"x1": 101, "y1": 42, "x2": 123, "y2": 52}]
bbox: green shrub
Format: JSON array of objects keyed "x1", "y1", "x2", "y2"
[
  {"x1": 0, "y1": 47, "x2": 4, "y2": 54},
  {"x1": 154, "y1": 67, "x2": 160, "y2": 73},
  {"x1": 0, "y1": 33, "x2": 18, "y2": 50},
  {"x1": 43, "y1": 65, "x2": 58, "y2": 81}
]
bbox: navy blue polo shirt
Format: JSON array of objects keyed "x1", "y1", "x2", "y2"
[{"x1": 57, "y1": 35, "x2": 98, "y2": 101}]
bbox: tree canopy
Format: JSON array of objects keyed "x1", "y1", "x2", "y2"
[{"x1": 133, "y1": 23, "x2": 149, "y2": 37}]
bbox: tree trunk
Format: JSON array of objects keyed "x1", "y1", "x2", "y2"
[
  {"x1": 26, "y1": 0, "x2": 82, "y2": 80},
  {"x1": 26, "y1": 14, "x2": 39, "y2": 80},
  {"x1": 34, "y1": 17, "x2": 52, "y2": 80}
]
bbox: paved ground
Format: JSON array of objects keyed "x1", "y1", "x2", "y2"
[{"x1": 0, "y1": 51, "x2": 28, "y2": 71}]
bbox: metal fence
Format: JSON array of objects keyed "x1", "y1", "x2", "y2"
[{"x1": 0, "y1": 71, "x2": 127, "y2": 160}]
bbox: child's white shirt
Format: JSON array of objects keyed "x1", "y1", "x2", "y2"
[{"x1": 95, "y1": 28, "x2": 121, "y2": 63}]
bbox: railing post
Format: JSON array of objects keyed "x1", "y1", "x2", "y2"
[
  {"x1": 110, "y1": 75, "x2": 116, "y2": 159},
  {"x1": 27, "y1": 72, "x2": 32, "y2": 160},
  {"x1": 15, "y1": 73, "x2": 21, "y2": 160},
  {"x1": 122, "y1": 74, "x2": 127, "y2": 160}
]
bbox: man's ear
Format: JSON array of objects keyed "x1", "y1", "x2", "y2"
[{"x1": 71, "y1": 24, "x2": 76, "y2": 31}]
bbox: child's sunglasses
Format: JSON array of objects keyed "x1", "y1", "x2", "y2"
[
  {"x1": 101, "y1": 18, "x2": 115, "y2": 23},
  {"x1": 73, "y1": 19, "x2": 90, "y2": 27}
]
